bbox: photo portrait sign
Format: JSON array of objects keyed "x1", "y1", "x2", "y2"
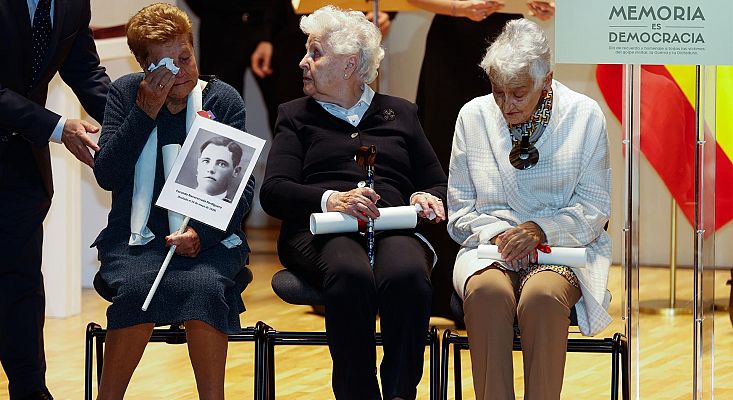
[
  {"x1": 555, "y1": 0, "x2": 733, "y2": 65},
  {"x1": 156, "y1": 115, "x2": 266, "y2": 230}
]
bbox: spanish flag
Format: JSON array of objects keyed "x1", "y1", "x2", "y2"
[{"x1": 596, "y1": 65, "x2": 733, "y2": 230}]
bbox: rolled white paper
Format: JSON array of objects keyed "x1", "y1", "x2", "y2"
[
  {"x1": 162, "y1": 144, "x2": 185, "y2": 234},
  {"x1": 142, "y1": 216, "x2": 190, "y2": 311},
  {"x1": 310, "y1": 205, "x2": 419, "y2": 235},
  {"x1": 477, "y1": 245, "x2": 587, "y2": 269}
]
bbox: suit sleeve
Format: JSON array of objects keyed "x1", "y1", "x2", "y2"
[
  {"x1": 58, "y1": 0, "x2": 110, "y2": 124},
  {"x1": 260, "y1": 104, "x2": 327, "y2": 222},
  {"x1": 0, "y1": 85, "x2": 61, "y2": 145}
]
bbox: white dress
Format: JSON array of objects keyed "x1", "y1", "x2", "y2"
[{"x1": 447, "y1": 80, "x2": 612, "y2": 336}]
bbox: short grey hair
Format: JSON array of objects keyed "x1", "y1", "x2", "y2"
[
  {"x1": 480, "y1": 19, "x2": 552, "y2": 89},
  {"x1": 300, "y1": 5, "x2": 385, "y2": 84}
]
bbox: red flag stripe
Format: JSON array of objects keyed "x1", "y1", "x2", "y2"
[{"x1": 596, "y1": 65, "x2": 733, "y2": 230}]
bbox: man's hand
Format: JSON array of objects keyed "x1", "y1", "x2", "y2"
[
  {"x1": 327, "y1": 187, "x2": 381, "y2": 222},
  {"x1": 251, "y1": 41, "x2": 273, "y2": 79},
  {"x1": 61, "y1": 119, "x2": 101, "y2": 167},
  {"x1": 136, "y1": 66, "x2": 175, "y2": 119},
  {"x1": 366, "y1": 11, "x2": 392, "y2": 37},
  {"x1": 166, "y1": 226, "x2": 201, "y2": 257}
]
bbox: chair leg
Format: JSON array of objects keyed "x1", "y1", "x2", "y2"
[
  {"x1": 266, "y1": 331, "x2": 276, "y2": 400},
  {"x1": 85, "y1": 323, "x2": 99, "y2": 400},
  {"x1": 611, "y1": 333, "x2": 621, "y2": 400},
  {"x1": 453, "y1": 343, "x2": 462, "y2": 400},
  {"x1": 254, "y1": 321, "x2": 268, "y2": 400},
  {"x1": 440, "y1": 330, "x2": 452, "y2": 400},
  {"x1": 96, "y1": 333, "x2": 105, "y2": 387},
  {"x1": 620, "y1": 335, "x2": 630, "y2": 400},
  {"x1": 429, "y1": 329, "x2": 434, "y2": 400}
]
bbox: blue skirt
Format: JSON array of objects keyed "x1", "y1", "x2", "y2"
[{"x1": 96, "y1": 235, "x2": 247, "y2": 334}]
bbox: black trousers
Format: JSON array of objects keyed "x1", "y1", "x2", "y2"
[
  {"x1": 0, "y1": 139, "x2": 52, "y2": 399},
  {"x1": 278, "y1": 230, "x2": 433, "y2": 400}
]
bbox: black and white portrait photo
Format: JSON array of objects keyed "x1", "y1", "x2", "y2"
[
  {"x1": 175, "y1": 128, "x2": 255, "y2": 202},
  {"x1": 157, "y1": 115, "x2": 265, "y2": 230}
]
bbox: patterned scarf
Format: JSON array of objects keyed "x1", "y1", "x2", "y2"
[{"x1": 508, "y1": 88, "x2": 554, "y2": 144}]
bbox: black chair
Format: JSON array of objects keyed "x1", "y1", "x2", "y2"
[
  {"x1": 440, "y1": 291, "x2": 629, "y2": 400},
  {"x1": 84, "y1": 267, "x2": 268, "y2": 400},
  {"x1": 262, "y1": 269, "x2": 440, "y2": 400}
]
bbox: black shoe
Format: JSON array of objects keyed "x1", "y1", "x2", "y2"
[{"x1": 19, "y1": 390, "x2": 53, "y2": 400}]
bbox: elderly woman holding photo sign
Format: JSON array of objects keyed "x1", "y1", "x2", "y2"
[
  {"x1": 261, "y1": 6, "x2": 446, "y2": 399},
  {"x1": 91, "y1": 4, "x2": 254, "y2": 399},
  {"x1": 447, "y1": 19, "x2": 612, "y2": 400}
]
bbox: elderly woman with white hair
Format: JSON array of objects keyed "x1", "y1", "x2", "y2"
[
  {"x1": 260, "y1": 6, "x2": 447, "y2": 400},
  {"x1": 447, "y1": 19, "x2": 611, "y2": 400}
]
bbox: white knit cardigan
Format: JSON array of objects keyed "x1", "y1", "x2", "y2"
[{"x1": 447, "y1": 80, "x2": 612, "y2": 336}]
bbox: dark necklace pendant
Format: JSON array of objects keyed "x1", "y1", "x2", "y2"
[{"x1": 509, "y1": 143, "x2": 539, "y2": 170}]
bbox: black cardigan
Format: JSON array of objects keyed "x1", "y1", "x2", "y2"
[{"x1": 260, "y1": 93, "x2": 447, "y2": 233}]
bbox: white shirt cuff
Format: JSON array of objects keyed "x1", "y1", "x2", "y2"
[
  {"x1": 49, "y1": 117, "x2": 66, "y2": 143},
  {"x1": 321, "y1": 190, "x2": 336, "y2": 212}
]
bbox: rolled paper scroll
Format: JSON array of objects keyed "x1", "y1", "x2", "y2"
[
  {"x1": 477, "y1": 245, "x2": 587, "y2": 269},
  {"x1": 161, "y1": 144, "x2": 185, "y2": 234},
  {"x1": 310, "y1": 205, "x2": 420, "y2": 235}
]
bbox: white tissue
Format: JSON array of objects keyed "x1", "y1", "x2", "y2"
[
  {"x1": 477, "y1": 245, "x2": 587, "y2": 269},
  {"x1": 414, "y1": 203, "x2": 436, "y2": 220},
  {"x1": 147, "y1": 57, "x2": 180, "y2": 75}
]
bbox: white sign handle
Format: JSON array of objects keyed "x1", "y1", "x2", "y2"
[{"x1": 141, "y1": 216, "x2": 191, "y2": 311}]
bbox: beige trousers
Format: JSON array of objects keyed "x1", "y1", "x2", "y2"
[{"x1": 463, "y1": 266, "x2": 581, "y2": 400}]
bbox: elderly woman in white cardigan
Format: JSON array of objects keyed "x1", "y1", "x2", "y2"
[{"x1": 446, "y1": 19, "x2": 611, "y2": 400}]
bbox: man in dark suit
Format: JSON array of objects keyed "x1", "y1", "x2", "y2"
[
  {"x1": 0, "y1": 0, "x2": 110, "y2": 398},
  {"x1": 183, "y1": 0, "x2": 278, "y2": 126}
]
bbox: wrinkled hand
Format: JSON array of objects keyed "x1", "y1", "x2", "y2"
[
  {"x1": 326, "y1": 187, "x2": 381, "y2": 222},
  {"x1": 61, "y1": 119, "x2": 100, "y2": 168},
  {"x1": 527, "y1": 1, "x2": 555, "y2": 21},
  {"x1": 410, "y1": 193, "x2": 445, "y2": 224},
  {"x1": 251, "y1": 41, "x2": 273, "y2": 78},
  {"x1": 166, "y1": 226, "x2": 201, "y2": 257},
  {"x1": 366, "y1": 11, "x2": 392, "y2": 37},
  {"x1": 494, "y1": 221, "x2": 546, "y2": 270},
  {"x1": 136, "y1": 66, "x2": 175, "y2": 119},
  {"x1": 457, "y1": 0, "x2": 504, "y2": 22}
]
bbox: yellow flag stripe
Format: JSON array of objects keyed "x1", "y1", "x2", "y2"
[
  {"x1": 665, "y1": 65, "x2": 733, "y2": 160},
  {"x1": 717, "y1": 67, "x2": 733, "y2": 159}
]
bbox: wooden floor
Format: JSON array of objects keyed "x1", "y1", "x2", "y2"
[{"x1": 2, "y1": 227, "x2": 733, "y2": 399}]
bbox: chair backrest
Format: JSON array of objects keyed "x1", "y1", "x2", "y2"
[{"x1": 271, "y1": 269, "x2": 325, "y2": 306}]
